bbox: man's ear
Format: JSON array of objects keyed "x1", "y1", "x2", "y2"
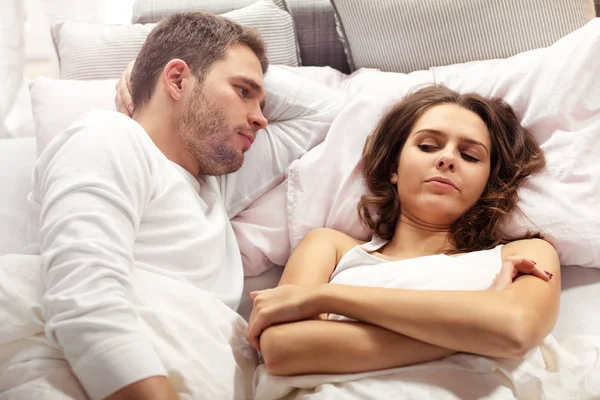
[{"x1": 161, "y1": 59, "x2": 192, "y2": 101}]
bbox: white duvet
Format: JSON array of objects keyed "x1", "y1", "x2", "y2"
[
  {"x1": 0, "y1": 254, "x2": 258, "y2": 400},
  {"x1": 2, "y1": 257, "x2": 600, "y2": 400},
  {"x1": 254, "y1": 334, "x2": 600, "y2": 400}
]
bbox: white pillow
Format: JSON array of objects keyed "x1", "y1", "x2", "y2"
[
  {"x1": 287, "y1": 18, "x2": 600, "y2": 269},
  {"x1": 231, "y1": 180, "x2": 289, "y2": 277},
  {"x1": 331, "y1": 0, "x2": 595, "y2": 72},
  {"x1": 30, "y1": 77, "x2": 118, "y2": 155},
  {"x1": 51, "y1": 0, "x2": 300, "y2": 80},
  {"x1": 132, "y1": 0, "x2": 287, "y2": 24},
  {"x1": 0, "y1": 137, "x2": 36, "y2": 256}
]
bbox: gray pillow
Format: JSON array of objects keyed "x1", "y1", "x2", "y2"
[
  {"x1": 331, "y1": 0, "x2": 595, "y2": 72},
  {"x1": 132, "y1": 0, "x2": 288, "y2": 24}
]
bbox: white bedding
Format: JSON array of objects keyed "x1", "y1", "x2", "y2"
[
  {"x1": 0, "y1": 254, "x2": 258, "y2": 400},
  {"x1": 251, "y1": 259, "x2": 600, "y2": 400},
  {"x1": 254, "y1": 333, "x2": 600, "y2": 399}
]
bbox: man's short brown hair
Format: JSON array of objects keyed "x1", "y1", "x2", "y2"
[{"x1": 131, "y1": 12, "x2": 268, "y2": 109}]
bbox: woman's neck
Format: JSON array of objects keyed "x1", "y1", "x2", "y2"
[{"x1": 381, "y1": 213, "x2": 456, "y2": 258}]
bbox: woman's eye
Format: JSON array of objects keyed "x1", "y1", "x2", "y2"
[
  {"x1": 418, "y1": 144, "x2": 437, "y2": 152},
  {"x1": 461, "y1": 153, "x2": 480, "y2": 163}
]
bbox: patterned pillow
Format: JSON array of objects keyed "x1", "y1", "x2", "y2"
[
  {"x1": 52, "y1": 0, "x2": 299, "y2": 80},
  {"x1": 132, "y1": 0, "x2": 288, "y2": 24},
  {"x1": 331, "y1": 0, "x2": 595, "y2": 72}
]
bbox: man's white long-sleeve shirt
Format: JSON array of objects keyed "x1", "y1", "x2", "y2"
[{"x1": 25, "y1": 109, "x2": 244, "y2": 399}]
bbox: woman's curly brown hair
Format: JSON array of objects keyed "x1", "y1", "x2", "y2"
[{"x1": 358, "y1": 85, "x2": 546, "y2": 254}]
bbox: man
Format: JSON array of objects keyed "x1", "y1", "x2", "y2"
[{"x1": 27, "y1": 12, "x2": 269, "y2": 400}]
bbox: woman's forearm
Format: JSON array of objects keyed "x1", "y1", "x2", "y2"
[
  {"x1": 313, "y1": 285, "x2": 529, "y2": 358},
  {"x1": 260, "y1": 319, "x2": 455, "y2": 376}
]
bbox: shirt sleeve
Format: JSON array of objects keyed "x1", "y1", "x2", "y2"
[
  {"x1": 34, "y1": 113, "x2": 166, "y2": 400},
  {"x1": 217, "y1": 66, "x2": 347, "y2": 218}
]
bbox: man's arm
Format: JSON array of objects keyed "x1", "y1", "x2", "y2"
[
  {"x1": 260, "y1": 319, "x2": 454, "y2": 376},
  {"x1": 35, "y1": 111, "x2": 174, "y2": 399}
]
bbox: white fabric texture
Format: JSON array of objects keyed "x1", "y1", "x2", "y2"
[
  {"x1": 254, "y1": 336, "x2": 600, "y2": 399},
  {"x1": 132, "y1": 0, "x2": 287, "y2": 24},
  {"x1": 30, "y1": 77, "x2": 118, "y2": 154},
  {"x1": 0, "y1": 253, "x2": 257, "y2": 400},
  {"x1": 0, "y1": 137, "x2": 36, "y2": 255},
  {"x1": 286, "y1": 19, "x2": 600, "y2": 269},
  {"x1": 331, "y1": 0, "x2": 595, "y2": 72},
  {"x1": 52, "y1": 0, "x2": 299, "y2": 80},
  {"x1": 0, "y1": 0, "x2": 24, "y2": 138},
  {"x1": 330, "y1": 238, "x2": 504, "y2": 295},
  {"x1": 24, "y1": 109, "x2": 249, "y2": 398}
]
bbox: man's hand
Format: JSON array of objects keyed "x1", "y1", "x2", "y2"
[
  {"x1": 488, "y1": 255, "x2": 552, "y2": 291},
  {"x1": 114, "y1": 60, "x2": 135, "y2": 116},
  {"x1": 104, "y1": 376, "x2": 179, "y2": 400}
]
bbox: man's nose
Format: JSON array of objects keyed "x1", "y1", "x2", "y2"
[{"x1": 249, "y1": 110, "x2": 268, "y2": 132}]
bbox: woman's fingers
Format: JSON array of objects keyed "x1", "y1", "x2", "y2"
[{"x1": 506, "y1": 256, "x2": 550, "y2": 282}]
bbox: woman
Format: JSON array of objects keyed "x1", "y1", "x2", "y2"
[{"x1": 247, "y1": 85, "x2": 560, "y2": 376}]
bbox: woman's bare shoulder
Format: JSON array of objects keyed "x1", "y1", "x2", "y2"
[
  {"x1": 304, "y1": 228, "x2": 365, "y2": 260},
  {"x1": 501, "y1": 238, "x2": 558, "y2": 261}
]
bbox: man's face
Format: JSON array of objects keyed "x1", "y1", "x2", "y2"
[{"x1": 176, "y1": 43, "x2": 267, "y2": 176}]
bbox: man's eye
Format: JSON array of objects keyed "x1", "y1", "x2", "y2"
[
  {"x1": 418, "y1": 144, "x2": 437, "y2": 152},
  {"x1": 237, "y1": 87, "x2": 249, "y2": 96}
]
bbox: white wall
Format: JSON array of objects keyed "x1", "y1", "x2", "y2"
[
  {"x1": 24, "y1": 0, "x2": 135, "y2": 78},
  {"x1": 1, "y1": 0, "x2": 135, "y2": 139}
]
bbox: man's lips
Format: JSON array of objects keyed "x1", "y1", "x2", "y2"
[{"x1": 239, "y1": 132, "x2": 255, "y2": 148}]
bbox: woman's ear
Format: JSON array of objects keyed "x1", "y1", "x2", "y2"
[{"x1": 390, "y1": 173, "x2": 398, "y2": 184}]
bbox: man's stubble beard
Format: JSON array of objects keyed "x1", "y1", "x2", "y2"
[{"x1": 176, "y1": 84, "x2": 245, "y2": 176}]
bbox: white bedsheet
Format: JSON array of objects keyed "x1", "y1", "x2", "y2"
[
  {"x1": 254, "y1": 333, "x2": 600, "y2": 399},
  {"x1": 0, "y1": 254, "x2": 258, "y2": 400}
]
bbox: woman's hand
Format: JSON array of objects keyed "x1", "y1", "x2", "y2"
[
  {"x1": 114, "y1": 60, "x2": 135, "y2": 116},
  {"x1": 247, "y1": 284, "x2": 321, "y2": 351},
  {"x1": 488, "y1": 255, "x2": 552, "y2": 291}
]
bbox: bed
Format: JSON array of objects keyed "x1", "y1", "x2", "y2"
[{"x1": 1, "y1": 0, "x2": 600, "y2": 399}]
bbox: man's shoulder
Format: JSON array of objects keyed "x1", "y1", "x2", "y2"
[
  {"x1": 37, "y1": 109, "x2": 156, "y2": 174},
  {"x1": 47, "y1": 109, "x2": 150, "y2": 156},
  {"x1": 74, "y1": 109, "x2": 146, "y2": 142}
]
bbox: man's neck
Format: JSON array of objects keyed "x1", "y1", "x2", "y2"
[{"x1": 133, "y1": 105, "x2": 198, "y2": 176}]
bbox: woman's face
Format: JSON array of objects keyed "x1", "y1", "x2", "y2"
[{"x1": 392, "y1": 103, "x2": 492, "y2": 226}]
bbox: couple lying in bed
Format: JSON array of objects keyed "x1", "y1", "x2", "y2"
[{"x1": 28, "y1": 10, "x2": 559, "y2": 400}]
